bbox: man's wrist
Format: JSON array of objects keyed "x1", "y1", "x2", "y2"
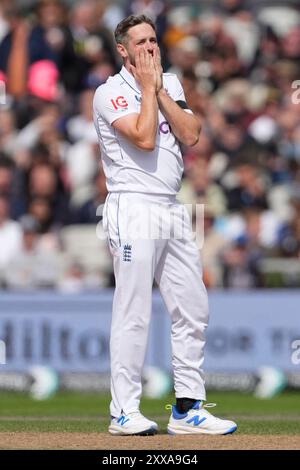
[
  {"x1": 141, "y1": 86, "x2": 157, "y2": 96},
  {"x1": 157, "y1": 88, "x2": 168, "y2": 99}
]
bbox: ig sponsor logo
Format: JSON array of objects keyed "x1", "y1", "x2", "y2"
[
  {"x1": 291, "y1": 80, "x2": 300, "y2": 105},
  {"x1": 111, "y1": 96, "x2": 128, "y2": 110},
  {"x1": 291, "y1": 339, "x2": 300, "y2": 365}
]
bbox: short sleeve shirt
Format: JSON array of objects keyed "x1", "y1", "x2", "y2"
[{"x1": 93, "y1": 65, "x2": 192, "y2": 195}]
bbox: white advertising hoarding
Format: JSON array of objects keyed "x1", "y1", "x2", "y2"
[{"x1": 0, "y1": 290, "x2": 299, "y2": 373}]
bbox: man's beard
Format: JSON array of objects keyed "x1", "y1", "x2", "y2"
[{"x1": 127, "y1": 51, "x2": 136, "y2": 67}]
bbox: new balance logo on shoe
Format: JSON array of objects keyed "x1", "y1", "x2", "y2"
[
  {"x1": 117, "y1": 415, "x2": 130, "y2": 426},
  {"x1": 186, "y1": 416, "x2": 207, "y2": 426}
]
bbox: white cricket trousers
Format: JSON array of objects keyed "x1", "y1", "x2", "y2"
[{"x1": 102, "y1": 192, "x2": 209, "y2": 417}]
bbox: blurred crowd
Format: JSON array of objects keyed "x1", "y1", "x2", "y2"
[{"x1": 0, "y1": 0, "x2": 300, "y2": 291}]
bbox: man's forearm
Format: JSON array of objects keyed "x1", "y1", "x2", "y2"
[
  {"x1": 135, "y1": 88, "x2": 159, "y2": 151},
  {"x1": 157, "y1": 89, "x2": 201, "y2": 146},
  {"x1": 7, "y1": 22, "x2": 28, "y2": 98}
]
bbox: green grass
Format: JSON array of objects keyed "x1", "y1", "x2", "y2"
[{"x1": 0, "y1": 391, "x2": 299, "y2": 435}]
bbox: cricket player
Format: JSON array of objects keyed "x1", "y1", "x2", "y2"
[{"x1": 93, "y1": 15, "x2": 237, "y2": 436}]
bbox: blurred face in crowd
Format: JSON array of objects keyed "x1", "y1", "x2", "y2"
[
  {"x1": 0, "y1": 196, "x2": 9, "y2": 225},
  {"x1": 117, "y1": 23, "x2": 158, "y2": 67},
  {"x1": 23, "y1": 230, "x2": 38, "y2": 251},
  {"x1": 278, "y1": 106, "x2": 300, "y2": 138},
  {"x1": 72, "y1": 1, "x2": 100, "y2": 32},
  {"x1": 236, "y1": 164, "x2": 258, "y2": 189},
  {"x1": 40, "y1": 104, "x2": 61, "y2": 129},
  {"x1": 222, "y1": 0, "x2": 243, "y2": 12},
  {"x1": 29, "y1": 164, "x2": 57, "y2": 197},
  {"x1": 291, "y1": 198, "x2": 300, "y2": 218},
  {"x1": 219, "y1": 125, "x2": 244, "y2": 151},
  {"x1": 244, "y1": 209, "x2": 261, "y2": 243},
  {"x1": 187, "y1": 131, "x2": 213, "y2": 159},
  {"x1": 222, "y1": 241, "x2": 248, "y2": 268},
  {"x1": 282, "y1": 27, "x2": 300, "y2": 59},
  {"x1": 29, "y1": 198, "x2": 52, "y2": 227},
  {"x1": 0, "y1": 110, "x2": 16, "y2": 136},
  {"x1": 79, "y1": 89, "x2": 94, "y2": 121},
  {"x1": 187, "y1": 159, "x2": 210, "y2": 193},
  {"x1": 0, "y1": 166, "x2": 12, "y2": 194},
  {"x1": 37, "y1": 0, "x2": 65, "y2": 28},
  {"x1": 168, "y1": 38, "x2": 200, "y2": 72}
]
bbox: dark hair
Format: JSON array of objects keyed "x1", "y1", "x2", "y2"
[
  {"x1": 114, "y1": 15, "x2": 156, "y2": 45},
  {"x1": 0, "y1": 153, "x2": 15, "y2": 170}
]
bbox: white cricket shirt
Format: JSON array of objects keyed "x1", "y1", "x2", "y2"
[{"x1": 93, "y1": 65, "x2": 192, "y2": 195}]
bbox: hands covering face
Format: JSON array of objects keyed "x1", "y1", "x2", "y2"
[{"x1": 130, "y1": 46, "x2": 163, "y2": 94}]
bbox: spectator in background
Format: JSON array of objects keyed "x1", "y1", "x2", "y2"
[
  {"x1": 218, "y1": 0, "x2": 246, "y2": 15},
  {"x1": 180, "y1": 157, "x2": 227, "y2": 216},
  {"x1": 167, "y1": 35, "x2": 201, "y2": 77},
  {"x1": 217, "y1": 202, "x2": 283, "y2": 286},
  {"x1": 242, "y1": 207, "x2": 281, "y2": 252},
  {"x1": 223, "y1": 8, "x2": 259, "y2": 70},
  {"x1": 278, "y1": 104, "x2": 300, "y2": 163},
  {"x1": 12, "y1": 158, "x2": 70, "y2": 226},
  {"x1": 278, "y1": 194, "x2": 300, "y2": 258},
  {"x1": 29, "y1": 1, "x2": 70, "y2": 63},
  {"x1": 28, "y1": 196, "x2": 56, "y2": 234},
  {"x1": 84, "y1": 60, "x2": 116, "y2": 90},
  {"x1": 201, "y1": 207, "x2": 228, "y2": 289},
  {"x1": 225, "y1": 163, "x2": 269, "y2": 211},
  {"x1": 73, "y1": 166, "x2": 108, "y2": 224},
  {"x1": 28, "y1": 0, "x2": 79, "y2": 91},
  {"x1": 15, "y1": 79, "x2": 64, "y2": 148},
  {"x1": 27, "y1": 162, "x2": 70, "y2": 227},
  {"x1": 4, "y1": 214, "x2": 62, "y2": 290},
  {"x1": 126, "y1": 0, "x2": 168, "y2": 45},
  {"x1": 69, "y1": 0, "x2": 118, "y2": 90},
  {"x1": 281, "y1": 26, "x2": 300, "y2": 64},
  {"x1": 66, "y1": 88, "x2": 95, "y2": 143},
  {"x1": 58, "y1": 260, "x2": 87, "y2": 293},
  {"x1": 0, "y1": 2, "x2": 29, "y2": 99},
  {"x1": 220, "y1": 234, "x2": 263, "y2": 289},
  {"x1": 0, "y1": 194, "x2": 22, "y2": 279},
  {"x1": 180, "y1": 70, "x2": 209, "y2": 117},
  {"x1": 16, "y1": 101, "x2": 62, "y2": 146},
  {"x1": 254, "y1": 25, "x2": 281, "y2": 71},
  {"x1": 101, "y1": 0, "x2": 126, "y2": 32},
  {"x1": 0, "y1": 109, "x2": 18, "y2": 156},
  {"x1": 66, "y1": 124, "x2": 99, "y2": 209},
  {"x1": 0, "y1": 2, "x2": 16, "y2": 73},
  {"x1": 0, "y1": 154, "x2": 15, "y2": 199}
]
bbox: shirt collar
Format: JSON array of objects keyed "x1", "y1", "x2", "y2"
[{"x1": 119, "y1": 65, "x2": 141, "y2": 94}]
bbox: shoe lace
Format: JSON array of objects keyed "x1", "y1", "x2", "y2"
[{"x1": 165, "y1": 402, "x2": 216, "y2": 411}]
